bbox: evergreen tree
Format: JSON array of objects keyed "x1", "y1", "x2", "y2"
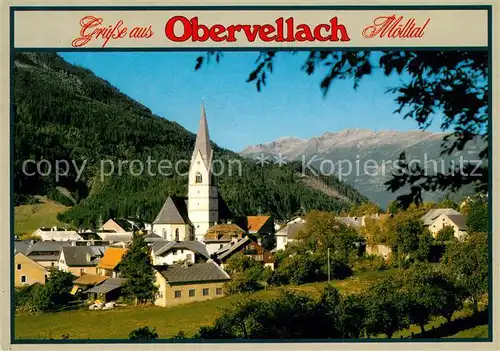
[{"x1": 119, "y1": 232, "x2": 158, "y2": 305}]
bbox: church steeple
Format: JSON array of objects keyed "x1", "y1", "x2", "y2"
[
  {"x1": 187, "y1": 101, "x2": 219, "y2": 241},
  {"x1": 192, "y1": 102, "x2": 212, "y2": 167}
]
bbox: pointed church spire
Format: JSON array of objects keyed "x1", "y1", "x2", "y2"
[{"x1": 192, "y1": 101, "x2": 212, "y2": 166}]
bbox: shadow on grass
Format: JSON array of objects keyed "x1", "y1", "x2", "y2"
[{"x1": 409, "y1": 309, "x2": 488, "y2": 339}]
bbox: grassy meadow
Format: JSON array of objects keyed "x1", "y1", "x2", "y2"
[
  {"x1": 14, "y1": 197, "x2": 70, "y2": 236},
  {"x1": 15, "y1": 270, "x2": 394, "y2": 340},
  {"x1": 14, "y1": 269, "x2": 488, "y2": 340}
]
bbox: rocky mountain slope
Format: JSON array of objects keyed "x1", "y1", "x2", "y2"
[{"x1": 241, "y1": 129, "x2": 484, "y2": 207}]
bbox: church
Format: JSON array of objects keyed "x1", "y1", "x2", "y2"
[{"x1": 151, "y1": 103, "x2": 229, "y2": 241}]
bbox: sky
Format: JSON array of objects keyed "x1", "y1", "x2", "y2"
[{"x1": 59, "y1": 51, "x2": 443, "y2": 152}]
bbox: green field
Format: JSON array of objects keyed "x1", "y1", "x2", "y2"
[
  {"x1": 14, "y1": 269, "x2": 488, "y2": 341},
  {"x1": 15, "y1": 270, "x2": 395, "y2": 340},
  {"x1": 14, "y1": 197, "x2": 70, "y2": 236},
  {"x1": 447, "y1": 325, "x2": 488, "y2": 338}
]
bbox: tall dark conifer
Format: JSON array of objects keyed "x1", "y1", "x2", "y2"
[{"x1": 120, "y1": 232, "x2": 158, "y2": 305}]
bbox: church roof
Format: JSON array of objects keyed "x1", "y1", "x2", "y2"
[
  {"x1": 192, "y1": 102, "x2": 212, "y2": 167},
  {"x1": 153, "y1": 196, "x2": 191, "y2": 225}
]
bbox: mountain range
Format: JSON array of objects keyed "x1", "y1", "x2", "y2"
[{"x1": 241, "y1": 129, "x2": 485, "y2": 207}]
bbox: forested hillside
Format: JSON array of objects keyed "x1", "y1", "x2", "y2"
[{"x1": 13, "y1": 52, "x2": 368, "y2": 227}]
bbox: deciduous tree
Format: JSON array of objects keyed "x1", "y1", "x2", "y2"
[{"x1": 441, "y1": 232, "x2": 488, "y2": 312}]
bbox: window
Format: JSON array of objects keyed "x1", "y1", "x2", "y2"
[
  {"x1": 216, "y1": 288, "x2": 223, "y2": 295},
  {"x1": 175, "y1": 228, "x2": 180, "y2": 241},
  {"x1": 16, "y1": 264, "x2": 21, "y2": 270},
  {"x1": 202, "y1": 288, "x2": 209, "y2": 296},
  {"x1": 51, "y1": 262, "x2": 55, "y2": 267},
  {"x1": 162, "y1": 228, "x2": 167, "y2": 239},
  {"x1": 174, "y1": 290, "x2": 181, "y2": 298},
  {"x1": 219, "y1": 244, "x2": 223, "y2": 249},
  {"x1": 20, "y1": 275, "x2": 27, "y2": 284},
  {"x1": 80, "y1": 268, "x2": 85, "y2": 275},
  {"x1": 158, "y1": 291, "x2": 163, "y2": 299},
  {"x1": 180, "y1": 249, "x2": 184, "y2": 254},
  {"x1": 195, "y1": 172, "x2": 202, "y2": 183},
  {"x1": 189, "y1": 289, "x2": 196, "y2": 297}
]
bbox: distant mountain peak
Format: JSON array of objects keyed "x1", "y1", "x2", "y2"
[{"x1": 241, "y1": 128, "x2": 482, "y2": 207}]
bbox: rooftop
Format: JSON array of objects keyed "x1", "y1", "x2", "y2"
[
  {"x1": 422, "y1": 208, "x2": 462, "y2": 225},
  {"x1": 98, "y1": 247, "x2": 127, "y2": 270},
  {"x1": 153, "y1": 196, "x2": 191, "y2": 225},
  {"x1": 151, "y1": 240, "x2": 209, "y2": 258},
  {"x1": 61, "y1": 246, "x2": 106, "y2": 267},
  {"x1": 155, "y1": 261, "x2": 230, "y2": 284}
]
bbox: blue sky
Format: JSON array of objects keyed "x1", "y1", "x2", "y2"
[{"x1": 60, "y1": 52, "x2": 442, "y2": 152}]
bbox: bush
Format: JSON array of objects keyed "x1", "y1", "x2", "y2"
[
  {"x1": 223, "y1": 253, "x2": 267, "y2": 294},
  {"x1": 224, "y1": 271, "x2": 263, "y2": 294},
  {"x1": 15, "y1": 284, "x2": 43, "y2": 311},
  {"x1": 436, "y1": 226, "x2": 455, "y2": 242},
  {"x1": 13, "y1": 193, "x2": 40, "y2": 206},
  {"x1": 322, "y1": 256, "x2": 353, "y2": 280},
  {"x1": 128, "y1": 326, "x2": 158, "y2": 340},
  {"x1": 353, "y1": 254, "x2": 387, "y2": 272}
]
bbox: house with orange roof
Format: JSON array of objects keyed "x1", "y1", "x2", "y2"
[
  {"x1": 245, "y1": 216, "x2": 275, "y2": 235},
  {"x1": 233, "y1": 215, "x2": 276, "y2": 250},
  {"x1": 97, "y1": 247, "x2": 127, "y2": 278}
]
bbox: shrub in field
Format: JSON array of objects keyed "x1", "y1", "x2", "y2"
[{"x1": 128, "y1": 326, "x2": 158, "y2": 340}]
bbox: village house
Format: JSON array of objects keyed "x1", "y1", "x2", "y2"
[
  {"x1": 99, "y1": 218, "x2": 141, "y2": 233},
  {"x1": 14, "y1": 252, "x2": 47, "y2": 287},
  {"x1": 275, "y1": 218, "x2": 306, "y2": 251},
  {"x1": 421, "y1": 208, "x2": 461, "y2": 226},
  {"x1": 343, "y1": 213, "x2": 392, "y2": 260},
  {"x1": 97, "y1": 247, "x2": 127, "y2": 277},
  {"x1": 153, "y1": 261, "x2": 230, "y2": 307},
  {"x1": 150, "y1": 240, "x2": 209, "y2": 265},
  {"x1": 71, "y1": 274, "x2": 109, "y2": 296},
  {"x1": 203, "y1": 223, "x2": 246, "y2": 255},
  {"x1": 84, "y1": 278, "x2": 126, "y2": 303},
  {"x1": 428, "y1": 212, "x2": 468, "y2": 240},
  {"x1": 96, "y1": 232, "x2": 132, "y2": 247},
  {"x1": 365, "y1": 244, "x2": 392, "y2": 260},
  {"x1": 24, "y1": 241, "x2": 73, "y2": 269},
  {"x1": 58, "y1": 246, "x2": 106, "y2": 277},
  {"x1": 32, "y1": 227, "x2": 83, "y2": 241},
  {"x1": 215, "y1": 236, "x2": 275, "y2": 269},
  {"x1": 421, "y1": 208, "x2": 468, "y2": 239},
  {"x1": 244, "y1": 215, "x2": 275, "y2": 236},
  {"x1": 14, "y1": 240, "x2": 34, "y2": 256}
]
